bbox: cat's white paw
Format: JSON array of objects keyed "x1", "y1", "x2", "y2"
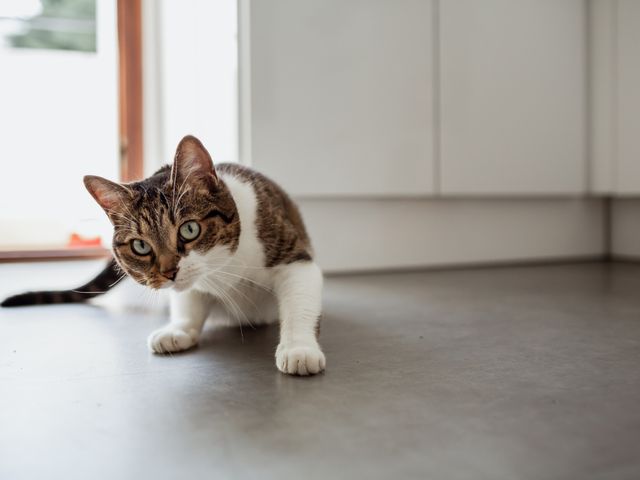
[
  {"x1": 148, "y1": 326, "x2": 199, "y2": 354},
  {"x1": 275, "y1": 343, "x2": 326, "y2": 376}
]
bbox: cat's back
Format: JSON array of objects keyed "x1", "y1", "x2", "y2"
[{"x1": 216, "y1": 163, "x2": 313, "y2": 266}]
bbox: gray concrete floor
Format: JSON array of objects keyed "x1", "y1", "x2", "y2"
[{"x1": 1, "y1": 261, "x2": 640, "y2": 480}]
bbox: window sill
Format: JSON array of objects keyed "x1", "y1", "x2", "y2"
[{"x1": 0, "y1": 247, "x2": 111, "y2": 263}]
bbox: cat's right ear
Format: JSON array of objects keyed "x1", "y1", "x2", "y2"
[
  {"x1": 171, "y1": 135, "x2": 218, "y2": 188},
  {"x1": 83, "y1": 175, "x2": 132, "y2": 216}
]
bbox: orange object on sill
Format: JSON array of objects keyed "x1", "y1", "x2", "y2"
[{"x1": 67, "y1": 233, "x2": 103, "y2": 249}]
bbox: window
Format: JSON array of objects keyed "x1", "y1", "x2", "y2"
[
  {"x1": 1, "y1": 0, "x2": 97, "y2": 52},
  {"x1": 0, "y1": 0, "x2": 118, "y2": 254},
  {"x1": 0, "y1": 0, "x2": 238, "y2": 258}
]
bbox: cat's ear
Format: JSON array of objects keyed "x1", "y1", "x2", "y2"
[
  {"x1": 84, "y1": 175, "x2": 132, "y2": 215},
  {"x1": 171, "y1": 135, "x2": 218, "y2": 187}
]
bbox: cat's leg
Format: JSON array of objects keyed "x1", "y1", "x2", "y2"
[
  {"x1": 273, "y1": 261, "x2": 325, "y2": 375},
  {"x1": 148, "y1": 289, "x2": 212, "y2": 353}
]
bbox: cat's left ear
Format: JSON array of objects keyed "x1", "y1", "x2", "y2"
[
  {"x1": 171, "y1": 135, "x2": 218, "y2": 188},
  {"x1": 83, "y1": 175, "x2": 134, "y2": 224},
  {"x1": 84, "y1": 175, "x2": 132, "y2": 212}
]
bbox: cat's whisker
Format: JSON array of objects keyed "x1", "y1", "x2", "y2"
[
  {"x1": 201, "y1": 266, "x2": 275, "y2": 299},
  {"x1": 204, "y1": 267, "x2": 270, "y2": 292},
  {"x1": 210, "y1": 268, "x2": 274, "y2": 294},
  {"x1": 210, "y1": 276, "x2": 259, "y2": 330},
  {"x1": 173, "y1": 186, "x2": 190, "y2": 217},
  {"x1": 200, "y1": 277, "x2": 248, "y2": 341},
  {"x1": 72, "y1": 289, "x2": 112, "y2": 294},
  {"x1": 202, "y1": 276, "x2": 254, "y2": 332},
  {"x1": 108, "y1": 274, "x2": 128, "y2": 288}
]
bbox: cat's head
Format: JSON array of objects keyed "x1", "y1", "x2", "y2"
[{"x1": 84, "y1": 135, "x2": 240, "y2": 291}]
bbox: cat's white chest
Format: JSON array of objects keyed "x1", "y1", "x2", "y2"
[{"x1": 189, "y1": 173, "x2": 278, "y2": 323}]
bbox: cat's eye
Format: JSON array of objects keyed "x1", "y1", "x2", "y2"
[
  {"x1": 179, "y1": 220, "x2": 201, "y2": 241},
  {"x1": 131, "y1": 239, "x2": 152, "y2": 256}
]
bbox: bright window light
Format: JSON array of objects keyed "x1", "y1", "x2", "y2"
[{"x1": 0, "y1": 0, "x2": 118, "y2": 249}]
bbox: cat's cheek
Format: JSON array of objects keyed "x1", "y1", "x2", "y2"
[{"x1": 125, "y1": 270, "x2": 147, "y2": 288}]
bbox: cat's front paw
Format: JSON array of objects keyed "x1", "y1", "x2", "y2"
[
  {"x1": 276, "y1": 343, "x2": 326, "y2": 376},
  {"x1": 148, "y1": 326, "x2": 199, "y2": 354}
]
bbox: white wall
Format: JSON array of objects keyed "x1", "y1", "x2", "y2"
[{"x1": 143, "y1": 0, "x2": 238, "y2": 175}]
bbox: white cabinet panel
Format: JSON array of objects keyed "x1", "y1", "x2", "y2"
[
  {"x1": 245, "y1": 0, "x2": 435, "y2": 196},
  {"x1": 617, "y1": 0, "x2": 640, "y2": 194},
  {"x1": 588, "y1": 0, "x2": 616, "y2": 194},
  {"x1": 612, "y1": 200, "x2": 640, "y2": 256},
  {"x1": 440, "y1": 0, "x2": 586, "y2": 195}
]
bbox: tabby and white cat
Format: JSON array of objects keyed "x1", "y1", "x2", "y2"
[{"x1": 2, "y1": 136, "x2": 325, "y2": 376}]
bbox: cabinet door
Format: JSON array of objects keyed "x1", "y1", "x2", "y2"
[
  {"x1": 245, "y1": 0, "x2": 435, "y2": 196},
  {"x1": 617, "y1": 0, "x2": 640, "y2": 194},
  {"x1": 439, "y1": 0, "x2": 586, "y2": 195}
]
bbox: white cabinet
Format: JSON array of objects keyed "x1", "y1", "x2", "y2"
[
  {"x1": 590, "y1": 0, "x2": 640, "y2": 195},
  {"x1": 245, "y1": 0, "x2": 435, "y2": 196},
  {"x1": 616, "y1": 0, "x2": 640, "y2": 194},
  {"x1": 242, "y1": 0, "x2": 588, "y2": 197},
  {"x1": 439, "y1": 0, "x2": 587, "y2": 195}
]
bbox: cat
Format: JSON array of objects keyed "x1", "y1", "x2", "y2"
[{"x1": 2, "y1": 135, "x2": 325, "y2": 376}]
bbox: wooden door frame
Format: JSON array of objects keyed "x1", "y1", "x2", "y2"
[
  {"x1": 118, "y1": 0, "x2": 144, "y2": 182},
  {"x1": 0, "y1": 0, "x2": 143, "y2": 262}
]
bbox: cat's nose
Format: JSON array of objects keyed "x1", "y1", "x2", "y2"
[{"x1": 160, "y1": 268, "x2": 179, "y2": 282}]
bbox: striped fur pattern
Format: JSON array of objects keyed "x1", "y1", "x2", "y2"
[{"x1": 2, "y1": 135, "x2": 325, "y2": 375}]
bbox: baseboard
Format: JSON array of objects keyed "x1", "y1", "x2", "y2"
[
  {"x1": 298, "y1": 198, "x2": 606, "y2": 273},
  {"x1": 323, "y1": 256, "x2": 605, "y2": 277},
  {"x1": 612, "y1": 255, "x2": 640, "y2": 262}
]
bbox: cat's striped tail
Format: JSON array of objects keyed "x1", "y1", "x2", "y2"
[{"x1": 1, "y1": 259, "x2": 124, "y2": 307}]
